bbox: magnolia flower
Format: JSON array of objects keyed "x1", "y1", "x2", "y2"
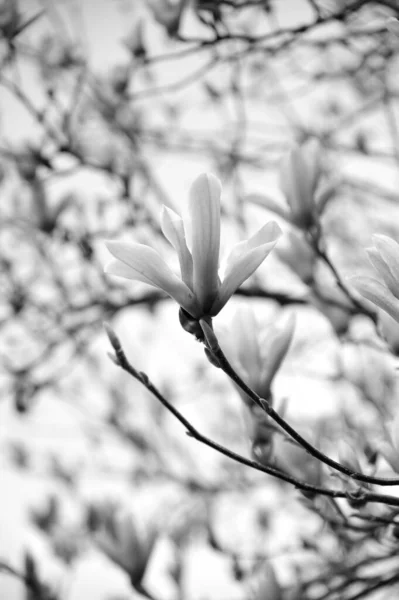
[
  {"x1": 220, "y1": 307, "x2": 295, "y2": 404},
  {"x1": 280, "y1": 138, "x2": 322, "y2": 228},
  {"x1": 249, "y1": 139, "x2": 335, "y2": 229},
  {"x1": 91, "y1": 501, "x2": 157, "y2": 586},
  {"x1": 349, "y1": 234, "x2": 399, "y2": 324},
  {"x1": 217, "y1": 307, "x2": 294, "y2": 464},
  {"x1": 105, "y1": 173, "x2": 281, "y2": 319}
]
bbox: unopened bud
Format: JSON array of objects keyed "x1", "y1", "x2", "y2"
[{"x1": 279, "y1": 139, "x2": 322, "y2": 229}]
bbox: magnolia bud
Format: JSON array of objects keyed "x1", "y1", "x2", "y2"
[{"x1": 279, "y1": 139, "x2": 322, "y2": 229}]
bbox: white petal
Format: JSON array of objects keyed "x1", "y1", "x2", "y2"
[
  {"x1": 259, "y1": 313, "x2": 295, "y2": 393},
  {"x1": 224, "y1": 221, "x2": 281, "y2": 268},
  {"x1": 245, "y1": 221, "x2": 282, "y2": 249},
  {"x1": 234, "y1": 307, "x2": 263, "y2": 384},
  {"x1": 372, "y1": 235, "x2": 399, "y2": 294},
  {"x1": 105, "y1": 258, "x2": 147, "y2": 281},
  {"x1": 367, "y1": 247, "x2": 398, "y2": 297},
  {"x1": 188, "y1": 173, "x2": 222, "y2": 312},
  {"x1": 161, "y1": 206, "x2": 193, "y2": 289},
  {"x1": 105, "y1": 241, "x2": 199, "y2": 316},
  {"x1": 349, "y1": 275, "x2": 399, "y2": 322},
  {"x1": 211, "y1": 241, "x2": 277, "y2": 315}
]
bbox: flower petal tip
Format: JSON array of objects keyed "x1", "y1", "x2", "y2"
[
  {"x1": 195, "y1": 172, "x2": 222, "y2": 188},
  {"x1": 105, "y1": 240, "x2": 119, "y2": 254},
  {"x1": 190, "y1": 172, "x2": 222, "y2": 207},
  {"x1": 268, "y1": 220, "x2": 283, "y2": 240},
  {"x1": 372, "y1": 233, "x2": 388, "y2": 243},
  {"x1": 372, "y1": 233, "x2": 398, "y2": 251}
]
